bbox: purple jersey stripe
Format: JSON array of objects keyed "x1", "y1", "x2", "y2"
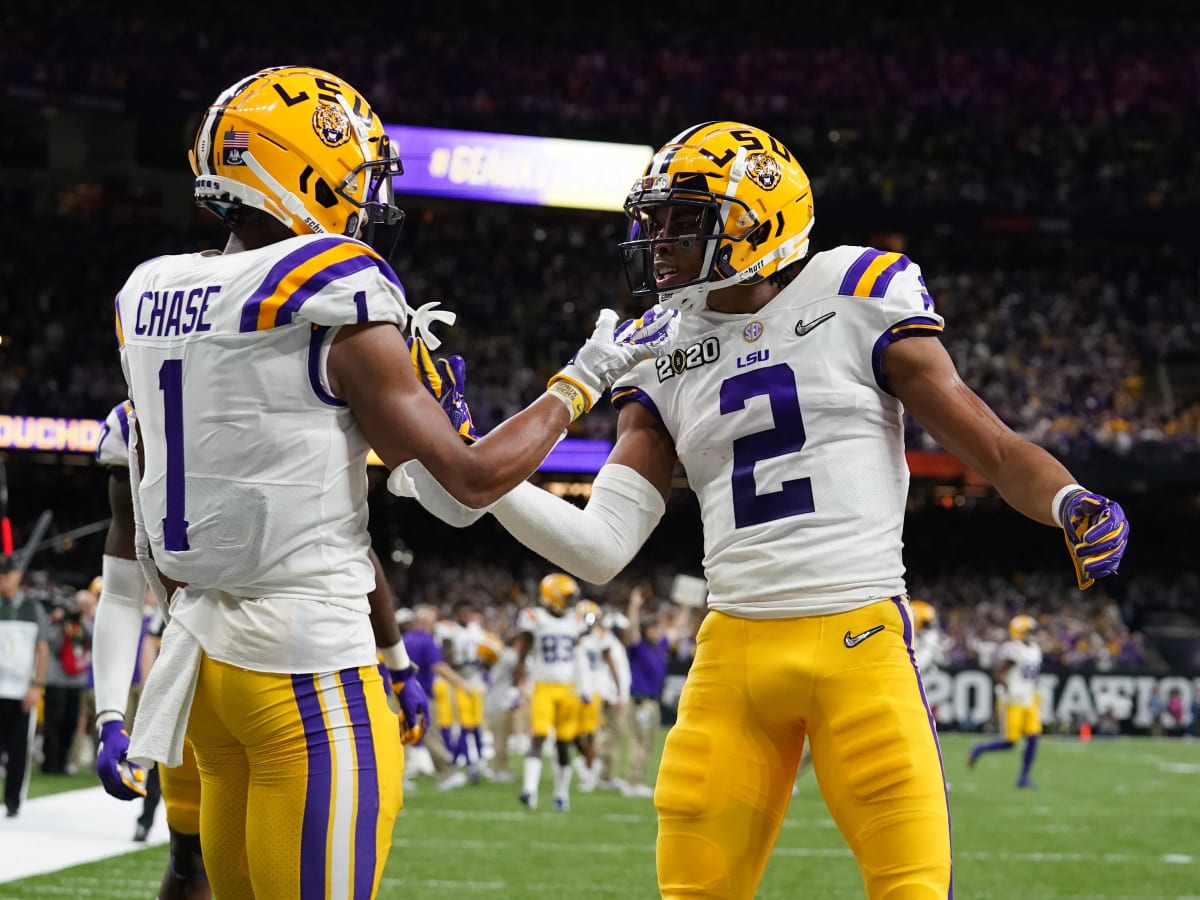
[
  {"x1": 293, "y1": 673, "x2": 331, "y2": 900},
  {"x1": 611, "y1": 386, "x2": 668, "y2": 433},
  {"x1": 868, "y1": 254, "x2": 912, "y2": 299},
  {"x1": 870, "y1": 316, "x2": 944, "y2": 395},
  {"x1": 893, "y1": 597, "x2": 954, "y2": 897},
  {"x1": 240, "y1": 237, "x2": 351, "y2": 332},
  {"x1": 339, "y1": 667, "x2": 379, "y2": 900},
  {"x1": 838, "y1": 248, "x2": 885, "y2": 296},
  {"x1": 308, "y1": 327, "x2": 347, "y2": 408},
  {"x1": 115, "y1": 402, "x2": 131, "y2": 446},
  {"x1": 274, "y1": 255, "x2": 381, "y2": 328}
]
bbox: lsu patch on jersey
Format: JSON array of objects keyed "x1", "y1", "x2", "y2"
[
  {"x1": 113, "y1": 234, "x2": 410, "y2": 601},
  {"x1": 613, "y1": 246, "x2": 944, "y2": 619},
  {"x1": 95, "y1": 400, "x2": 133, "y2": 468},
  {"x1": 1000, "y1": 639, "x2": 1043, "y2": 705},
  {"x1": 519, "y1": 606, "x2": 585, "y2": 685}
]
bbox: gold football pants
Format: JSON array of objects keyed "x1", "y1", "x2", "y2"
[
  {"x1": 655, "y1": 599, "x2": 951, "y2": 899},
  {"x1": 186, "y1": 654, "x2": 404, "y2": 900}
]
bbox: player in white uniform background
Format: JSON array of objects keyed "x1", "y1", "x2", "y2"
[
  {"x1": 514, "y1": 574, "x2": 592, "y2": 811},
  {"x1": 439, "y1": 601, "x2": 489, "y2": 780},
  {"x1": 969, "y1": 615, "x2": 1045, "y2": 787},
  {"x1": 573, "y1": 600, "x2": 625, "y2": 792},
  {"x1": 397, "y1": 120, "x2": 1130, "y2": 898},
  {"x1": 106, "y1": 65, "x2": 671, "y2": 899}
]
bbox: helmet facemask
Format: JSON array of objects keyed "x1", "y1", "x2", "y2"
[{"x1": 337, "y1": 133, "x2": 406, "y2": 262}]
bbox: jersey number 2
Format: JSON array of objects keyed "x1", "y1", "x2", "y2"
[
  {"x1": 720, "y1": 363, "x2": 815, "y2": 528},
  {"x1": 158, "y1": 360, "x2": 190, "y2": 551}
]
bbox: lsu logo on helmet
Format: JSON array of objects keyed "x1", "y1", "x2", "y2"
[
  {"x1": 620, "y1": 121, "x2": 814, "y2": 311},
  {"x1": 188, "y1": 66, "x2": 404, "y2": 247},
  {"x1": 1009, "y1": 614, "x2": 1037, "y2": 640},
  {"x1": 539, "y1": 573, "x2": 581, "y2": 614}
]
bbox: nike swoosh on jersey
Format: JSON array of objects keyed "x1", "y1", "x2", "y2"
[
  {"x1": 843, "y1": 625, "x2": 885, "y2": 648},
  {"x1": 794, "y1": 311, "x2": 836, "y2": 336}
]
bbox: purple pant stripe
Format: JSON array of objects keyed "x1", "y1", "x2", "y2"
[
  {"x1": 338, "y1": 667, "x2": 380, "y2": 900},
  {"x1": 838, "y1": 248, "x2": 885, "y2": 296},
  {"x1": 292, "y1": 673, "x2": 331, "y2": 900},
  {"x1": 893, "y1": 597, "x2": 954, "y2": 899}
]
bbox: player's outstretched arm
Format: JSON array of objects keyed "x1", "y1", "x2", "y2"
[
  {"x1": 331, "y1": 308, "x2": 675, "y2": 510},
  {"x1": 884, "y1": 336, "x2": 1129, "y2": 587}
]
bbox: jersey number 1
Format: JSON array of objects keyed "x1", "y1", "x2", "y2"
[
  {"x1": 720, "y1": 363, "x2": 815, "y2": 528},
  {"x1": 158, "y1": 359, "x2": 190, "y2": 551}
]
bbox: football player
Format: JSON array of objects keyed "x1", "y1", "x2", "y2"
[
  {"x1": 111, "y1": 66, "x2": 671, "y2": 900},
  {"x1": 395, "y1": 121, "x2": 1130, "y2": 898},
  {"x1": 969, "y1": 614, "x2": 1044, "y2": 787},
  {"x1": 92, "y1": 400, "x2": 426, "y2": 899},
  {"x1": 440, "y1": 600, "x2": 489, "y2": 781},
  {"x1": 573, "y1": 599, "x2": 623, "y2": 792},
  {"x1": 911, "y1": 599, "x2": 948, "y2": 674},
  {"x1": 92, "y1": 400, "x2": 207, "y2": 899},
  {"x1": 514, "y1": 573, "x2": 592, "y2": 811}
]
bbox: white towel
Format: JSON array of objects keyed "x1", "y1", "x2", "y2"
[{"x1": 128, "y1": 621, "x2": 202, "y2": 768}]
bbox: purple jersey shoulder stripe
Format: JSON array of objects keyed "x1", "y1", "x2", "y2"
[
  {"x1": 338, "y1": 667, "x2": 379, "y2": 900},
  {"x1": 838, "y1": 248, "x2": 885, "y2": 296},
  {"x1": 274, "y1": 254, "x2": 380, "y2": 328},
  {"x1": 308, "y1": 326, "x2": 348, "y2": 408},
  {"x1": 868, "y1": 254, "x2": 913, "y2": 299},
  {"x1": 240, "y1": 236, "x2": 353, "y2": 332},
  {"x1": 293, "y1": 673, "x2": 332, "y2": 900},
  {"x1": 611, "y1": 386, "x2": 667, "y2": 432},
  {"x1": 870, "y1": 315, "x2": 943, "y2": 394},
  {"x1": 893, "y1": 597, "x2": 954, "y2": 898}
]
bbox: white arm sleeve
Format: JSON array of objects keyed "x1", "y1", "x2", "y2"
[
  {"x1": 387, "y1": 459, "x2": 491, "y2": 527},
  {"x1": 490, "y1": 464, "x2": 665, "y2": 585},
  {"x1": 92, "y1": 555, "x2": 148, "y2": 726}
]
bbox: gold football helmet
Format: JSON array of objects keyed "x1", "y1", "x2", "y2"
[
  {"x1": 910, "y1": 599, "x2": 936, "y2": 631},
  {"x1": 539, "y1": 572, "x2": 581, "y2": 614},
  {"x1": 576, "y1": 599, "x2": 602, "y2": 630},
  {"x1": 620, "y1": 121, "x2": 814, "y2": 311},
  {"x1": 189, "y1": 66, "x2": 404, "y2": 245},
  {"x1": 1009, "y1": 614, "x2": 1037, "y2": 641}
]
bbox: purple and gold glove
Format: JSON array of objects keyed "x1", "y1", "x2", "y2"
[
  {"x1": 96, "y1": 719, "x2": 148, "y2": 801},
  {"x1": 379, "y1": 663, "x2": 429, "y2": 746},
  {"x1": 1059, "y1": 489, "x2": 1129, "y2": 590},
  {"x1": 407, "y1": 336, "x2": 478, "y2": 443},
  {"x1": 548, "y1": 305, "x2": 680, "y2": 421}
]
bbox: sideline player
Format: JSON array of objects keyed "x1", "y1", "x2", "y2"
[
  {"x1": 92, "y1": 401, "x2": 425, "y2": 899},
  {"x1": 514, "y1": 574, "x2": 591, "y2": 811},
  {"x1": 110, "y1": 66, "x2": 671, "y2": 899},
  {"x1": 397, "y1": 121, "x2": 1130, "y2": 898},
  {"x1": 92, "y1": 400, "x2": 207, "y2": 900},
  {"x1": 574, "y1": 599, "x2": 623, "y2": 792},
  {"x1": 968, "y1": 614, "x2": 1044, "y2": 787}
]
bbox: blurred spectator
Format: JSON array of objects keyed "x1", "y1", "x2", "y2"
[
  {"x1": 41, "y1": 588, "x2": 94, "y2": 774},
  {"x1": 0, "y1": 555, "x2": 51, "y2": 817}
]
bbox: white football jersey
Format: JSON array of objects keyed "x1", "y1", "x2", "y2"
[
  {"x1": 114, "y1": 233, "x2": 409, "y2": 603},
  {"x1": 519, "y1": 606, "x2": 585, "y2": 685},
  {"x1": 443, "y1": 620, "x2": 487, "y2": 682},
  {"x1": 580, "y1": 628, "x2": 622, "y2": 703},
  {"x1": 95, "y1": 400, "x2": 133, "y2": 468},
  {"x1": 613, "y1": 246, "x2": 944, "y2": 619},
  {"x1": 1000, "y1": 639, "x2": 1043, "y2": 705}
]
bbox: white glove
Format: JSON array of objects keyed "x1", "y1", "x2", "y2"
[{"x1": 548, "y1": 306, "x2": 679, "y2": 421}]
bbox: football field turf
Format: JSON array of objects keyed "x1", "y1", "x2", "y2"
[{"x1": 2, "y1": 734, "x2": 1196, "y2": 899}]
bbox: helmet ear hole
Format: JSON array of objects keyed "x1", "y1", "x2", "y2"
[
  {"x1": 313, "y1": 178, "x2": 338, "y2": 209},
  {"x1": 746, "y1": 221, "x2": 771, "y2": 251}
]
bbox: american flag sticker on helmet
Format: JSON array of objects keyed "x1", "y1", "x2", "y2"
[{"x1": 223, "y1": 130, "x2": 250, "y2": 165}]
